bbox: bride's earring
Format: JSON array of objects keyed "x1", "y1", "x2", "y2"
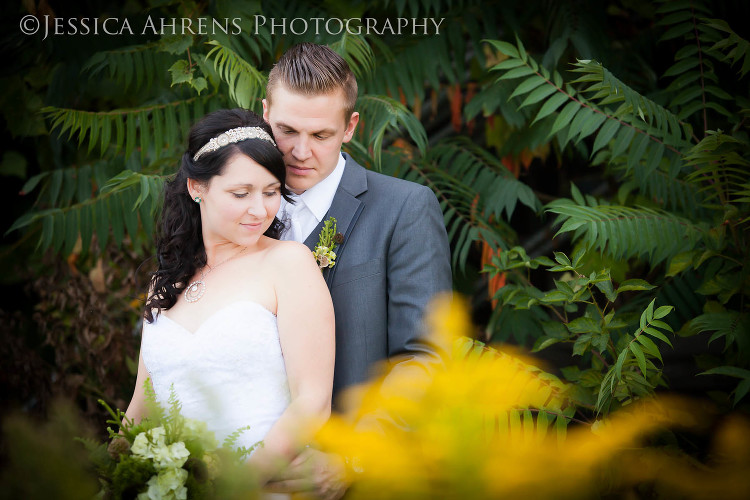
[{"x1": 194, "y1": 196, "x2": 202, "y2": 203}]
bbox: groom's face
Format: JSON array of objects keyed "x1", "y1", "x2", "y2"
[{"x1": 263, "y1": 84, "x2": 359, "y2": 195}]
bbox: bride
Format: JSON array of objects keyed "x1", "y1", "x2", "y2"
[{"x1": 125, "y1": 108, "x2": 335, "y2": 484}]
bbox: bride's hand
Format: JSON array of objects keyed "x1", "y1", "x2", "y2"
[{"x1": 265, "y1": 447, "x2": 348, "y2": 500}]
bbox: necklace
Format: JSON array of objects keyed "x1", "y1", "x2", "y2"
[{"x1": 184, "y1": 247, "x2": 247, "y2": 303}]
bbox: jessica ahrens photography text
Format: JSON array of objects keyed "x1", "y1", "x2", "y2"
[{"x1": 19, "y1": 14, "x2": 446, "y2": 40}]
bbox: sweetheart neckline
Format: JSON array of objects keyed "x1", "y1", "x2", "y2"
[{"x1": 155, "y1": 300, "x2": 276, "y2": 336}]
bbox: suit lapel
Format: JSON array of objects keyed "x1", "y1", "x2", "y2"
[{"x1": 303, "y1": 155, "x2": 368, "y2": 287}]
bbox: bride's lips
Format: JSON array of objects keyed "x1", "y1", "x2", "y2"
[
  {"x1": 241, "y1": 221, "x2": 264, "y2": 231},
  {"x1": 287, "y1": 164, "x2": 313, "y2": 176}
]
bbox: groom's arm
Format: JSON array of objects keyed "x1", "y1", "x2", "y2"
[
  {"x1": 361, "y1": 183, "x2": 453, "y2": 426},
  {"x1": 345, "y1": 183, "x2": 451, "y2": 436},
  {"x1": 386, "y1": 184, "x2": 452, "y2": 364}
]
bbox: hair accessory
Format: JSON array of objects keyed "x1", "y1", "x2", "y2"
[
  {"x1": 185, "y1": 247, "x2": 248, "y2": 303},
  {"x1": 194, "y1": 196, "x2": 201, "y2": 203},
  {"x1": 193, "y1": 126, "x2": 277, "y2": 161}
]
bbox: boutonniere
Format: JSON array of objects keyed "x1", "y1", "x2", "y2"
[{"x1": 313, "y1": 217, "x2": 343, "y2": 270}]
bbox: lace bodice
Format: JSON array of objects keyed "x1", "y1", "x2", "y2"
[{"x1": 141, "y1": 300, "x2": 291, "y2": 451}]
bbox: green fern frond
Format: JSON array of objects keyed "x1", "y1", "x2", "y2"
[
  {"x1": 363, "y1": 21, "x2": 467, "y2": 105},
  {"x1": 539, "y1": 1, "x2": 610, "y2": 68},
  {"x1": 701, "y1": 364, "x2": 750, "y2": 407},
  {"x1": 355, "y1": 94, "x2": 427, "y2": 168},
  {"x1": 23, "y1": 164, "x2": 95, "y2": 208},
  {"x1": 222, "y1": 425, "x2": 252, "y2": 450},
  {"x1": 260, "y1": 0, "x2": 330, "y2": 48},
  {"x1": 363, "y1": 2, "x2": 505, "y2": 104},
  {"x1": 9, "y1": 171, "x2": 165, "y2": 255},
  {"x1": 615, "y1": 163, "x2": 708, "y2": 219},
  {"x1": 691, "y1": 311, "x2": 749, "y2": 351},
  {"x1": 428, "y1": 137, "x2": 542, "y2": 220},
  {"x1": 683, "y1": 132, "x2": 750, "y2": 205},
  {"x1": 205, "y1": 40, "x2": 266, "y2": 111},
  {"x1": 486, "y1": 38, "x2": 689, "y2": 180},
  {"x1": 329, "y1": 32, "x2": 375, "y2": 80},
  {"x1": 655, "y1": 0, "x2": 713, "y2": 43},
  {"x1": 547, "y1": 201, "x2": 704, "y2": 265},
  {"x1": 42, "y1": 95, "x2": 217, "y2": 161},
  {"x1": 82, "y1": 42, "x2": 174, "y2": 90},
  {"x1": 570, "y1": 60, "x2": 692, "y2": 148},
  {"x1": 657, "y1": 271, "x2": 705, "y2": 324},
  {"x1": 704, "y1": 18, "x2": 750, "y2": 79},
  {"x1": 655, "y1": 1, "x2": 734, "y2": 124}
]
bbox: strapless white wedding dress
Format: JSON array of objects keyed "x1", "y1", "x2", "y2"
[{"x1": 141, "y1": 300, "x2": 291, "y2": 452}]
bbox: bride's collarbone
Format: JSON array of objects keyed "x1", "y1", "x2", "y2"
[
  {"x1": 164, "y1": 297, "x2": 276, "y2": 332},
  {"x1": 170, "y1": 279, "x2": 277, "y2": 325}
]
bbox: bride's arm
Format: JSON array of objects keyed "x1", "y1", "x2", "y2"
[
  {"x1": 124, "y1": 343, "x2": 151, "y2": 424},
  {"x1": 247, "y1": 241, "x2": 335, "y2": 483}
]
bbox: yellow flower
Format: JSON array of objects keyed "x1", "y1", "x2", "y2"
[{"x1": 313, "y1": 294, "x2": 746, "y2": 498}]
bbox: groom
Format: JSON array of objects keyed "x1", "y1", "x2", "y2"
[{"x1": 263, "y1": 43, "x2": 452, "y2": 498}]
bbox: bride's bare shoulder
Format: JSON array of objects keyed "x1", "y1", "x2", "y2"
[{"x1": 264, "y1": 239, "x2": 317, "y2": 266}]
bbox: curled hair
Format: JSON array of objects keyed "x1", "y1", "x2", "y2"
[
  {"x1": 267, "y1": 42, "x2": 358, "y2": 122},
  {"x1": 144, "y1": 109, "x2": 291, "y2": 323}
]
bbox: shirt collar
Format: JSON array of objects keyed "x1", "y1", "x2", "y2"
[{"x1": 297, "y1": 153, "x2": 346, "y2": 222}]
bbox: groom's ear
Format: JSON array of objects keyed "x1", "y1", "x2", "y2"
[
  {"x1": 342, "y1": 111, "x2": 359, "y2": 144},
  {"x1": 262, "y1": 99, "x2": 269, "y2": 121}
]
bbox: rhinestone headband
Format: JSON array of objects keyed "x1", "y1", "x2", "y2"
[{"x1": 192, "y1": 126, "x2": 277, "y2": 161}]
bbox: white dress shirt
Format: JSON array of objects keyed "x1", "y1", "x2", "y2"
[{"x1": 279, "y1": 153, "x2": 346, "y2": 243}]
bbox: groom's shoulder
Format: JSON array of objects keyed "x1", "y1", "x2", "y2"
[{"x1": 354, "y1": 163, "x2": 434, "y2": 201}]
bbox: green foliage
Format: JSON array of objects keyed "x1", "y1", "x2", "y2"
[
  {"x1": 82, "y1": 41, "x2": 175, "y2": 91},
  {"x1": 354, "y1": 94, "x2": 428, "y2": 168},
  {"x1": 205, "y1": 40, "x2": 266, "y2": 111},
  {"x1": 704, "y1": 18, "x2": 750, "y2": 78},
  {"x1": 4, "y1": 0, "x2": 749, "y2": 446},
  {"x1": 548, "y1": 192, "x2": 704, "y2": 265},
  {"x1": 487, "y1": 38, "x2": 691, "y2": 179},
  {"x1": 486, "y1": 248, "x2": 674, "y2": 413},
  {"x1": 655, "y1": 2, "x2": 735, "y2": 122},
  {"x1": 480, "y1": 0, "x2": 749, "y2": 411},
  {"x1": 0, "y1": 403, "x2": 100, "y2": 499}
]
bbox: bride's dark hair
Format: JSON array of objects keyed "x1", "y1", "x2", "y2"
[{"x1": 144, "y1": 108, "x2": 291, "y2": 323}]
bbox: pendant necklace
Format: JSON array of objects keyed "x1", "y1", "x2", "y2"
[{"x1": 184, "y1": 246, "x2": 247, "y2": 303}]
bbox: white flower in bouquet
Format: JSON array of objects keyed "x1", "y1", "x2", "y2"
[
  {"x1": 87, "y1": 387, "x2": 260, "y2": 499},
  {"x1": 131, "y1": 426, "x2": 190, "y2": 470},
  {"x1": 138, "y1": 467, "x2": 189, "y2": 500}
]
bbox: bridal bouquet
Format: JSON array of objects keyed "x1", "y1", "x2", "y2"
[{"x1": 80, "y1": 387, "x2": 258, "y2": 500}]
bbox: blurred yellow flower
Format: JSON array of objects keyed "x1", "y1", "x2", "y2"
[{"x1": 315, "y1": 294, "x2": 750, "y2": 499}]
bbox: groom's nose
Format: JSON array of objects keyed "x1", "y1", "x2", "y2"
[{"x1": 291, "y1": 135, "x2": 312, "y2": 162}]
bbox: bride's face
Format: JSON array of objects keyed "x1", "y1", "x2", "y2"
[{"x1": 192, "y1": 153, "x2": 282, "y2": 247}]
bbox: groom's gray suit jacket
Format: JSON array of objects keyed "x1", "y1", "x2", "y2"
[{"x1": 302, "y1": 154, "x2": 452, "y2": 402}]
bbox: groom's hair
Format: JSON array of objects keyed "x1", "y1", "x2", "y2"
[{"x1": 267, "y1": 42, "x2": 358, "y2": 122}]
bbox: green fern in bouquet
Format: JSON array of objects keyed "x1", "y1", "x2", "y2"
[{"x1": 78, "y1": 384, "x2": 258, "y2": 499}]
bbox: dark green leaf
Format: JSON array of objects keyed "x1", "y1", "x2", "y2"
[{"x1": 630, "y1": 342, "x2": 648, "y2": 375}]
